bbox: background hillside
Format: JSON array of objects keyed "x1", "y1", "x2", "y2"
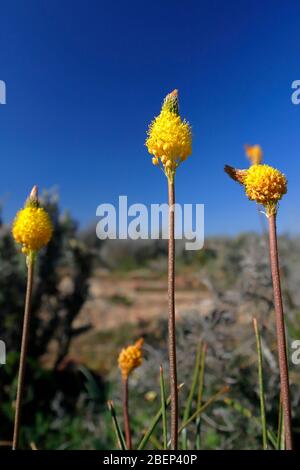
[{"x1": 1, "y1": 194, "x2": 299, "y2": 449}]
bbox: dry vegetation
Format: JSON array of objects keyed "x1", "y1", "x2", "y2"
[{"x1": 1, "y1": 194, "x2": 299, "y2": 449}]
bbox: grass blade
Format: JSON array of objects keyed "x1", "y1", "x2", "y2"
[
  {"x1": 253, "y1": 318, "x2": 268, "y2": 450},
  {"x1": 178, "y1": 386, "x2": 229, "y2": 434},
  {"x1": 196, "y1": 342, "x2": 207, "y2": 449},
  {"x1": 107, "y1": 400, "x2": 127, "y2": 450},
  {"x1": 224, "y1": 397, "x2": 277, "y2": 448},
  {"x1": 181, "y1": 343, "x2": 202, "y2": 450},
  {"x1": 159, "y1": 366, "x2": 168, "y2": 450},
  {"x1": 149, "y1": 435, "x2": 163, "y2": 450},
  {"x1": 137, "y1": 383, "x2": 184, "y2": 450},
  {"x1": 277, "y1": 397, "x2": 285, "y2": 450}
]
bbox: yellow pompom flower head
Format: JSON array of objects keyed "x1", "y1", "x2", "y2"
[
  {"x1": 225, "y1": 145, "x2": 287, "y2": 216},
  {"x1": 12, "y1": 185, "x2": 53, "y2": 262},
  {"x1": 118, "y1": 338, "x2": 144, "y2": 380},
  {"x1": 146, "y1": 90, "x2": 192, "y2": 181}
]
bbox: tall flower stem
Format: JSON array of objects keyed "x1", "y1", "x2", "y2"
[
  {"x1": 168, "y1": 176, "x2": 178, "y2": 450},
  {"x1": 12, "y1": 257, "x2": 35, "y2": 450},
  {"x1": 122, "y1": 376, "x2": 132, "y2": 450},
  {"x1": 268, "y1": 213, "x2": 293, "y2": 450}
]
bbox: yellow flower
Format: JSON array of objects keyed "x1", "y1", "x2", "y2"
[
  {"x1": 146, "y1": 90, "x2": 192, "y2": 180},
  {"x1": 225, "y1": 147, "x2": 287, "y2": 216},
  {"x1": 244, "y1": 164, "x2": 287, "y2": 206},
  {"x1": 12, "y1": 187, "x2": 53, "y2": 255},
  {"x1": 118, "y1": 338, "x2": 144, "y2": 380},
  {"x1": 245, "y1": 144, "x2": 263, "y2": 165}
]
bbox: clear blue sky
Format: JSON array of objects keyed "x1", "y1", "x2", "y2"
[{"x1": 1, "y1": 0, "x2": 300, "y2": 235}]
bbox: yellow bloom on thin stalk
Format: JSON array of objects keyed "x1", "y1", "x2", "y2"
[
  {"x1": 12, "y1": 186, "x2": 53, "y2": 259},
  {"x1": 118, "y1": 338, "x2": 144, "y2": 449},
  {"x1": 146, "y1": 90, "x2": 192, "y2": 448},
  {"x1": 225, "y1": 146, "x2": 293, "y2": 448},
  {"x1": 146, "y1": 90, "x2": 192, "y2": 181},
  {"x1": 12, "y1": 185, "x2": 53, "y2": 449},
  {"x1": 118, "y1": 338, "x2": 144, "y2": 380}
]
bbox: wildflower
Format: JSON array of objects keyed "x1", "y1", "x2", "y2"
[
  {"x1": 118, "y1": 338, "x2": 144, "y2": 449},
  {"x1": 146, "y1": 90, "x2": 192, "y2": 180},
  {"x1": 225, "y1": 146, "x2": 287, "y2": 216},
  {"x1": 146, "y1": 90, "x2": 192, "y2": 449},
  {"x1": 244, "y1": 164, "x2": 287, "y2": 206},
  {"x1": 12, "y1": 186, "x2": 53, "y2": 256},
  {"x1": 118, "y1": 338, "x2": 144, "y2": 380},
  {"x1": 224, "y1": 147, "x2": 293, "y2": 449},
  {"x1": 12, "y1": 185, "x2": 53, "y2": 449}
]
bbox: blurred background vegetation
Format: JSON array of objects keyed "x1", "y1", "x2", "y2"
[{"x1": 0, "y1": 192, "x2": 300, "y2": 449}]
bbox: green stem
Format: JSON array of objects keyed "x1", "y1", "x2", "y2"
[
  {"x1": 196, "y1": 342, "x2": 207, "y2": 449},
  {"x1": 181, "y1": 344, "x2": 201, "y2": 449},
  {"x1": 159, "y1": 366, "x2": 168, "y2": 450},
  {"x1": 178, "y1": 386, "x2": 229, "y2": 434},
  {"x1": 137, "y1": 383, "x2": 183, "y2": 450},
  {"x1": 107, "y1": 400, "x2": 127, "y2": 450},
  {"x1": 277, "y1": 396, "x2": 285, "y2": 450},
  {"x1": 223, "y1": 397, "x2": 277, "y2": 448},
  {"x1": 253, "y1": 318, "x2": 268, "y2": 450}
]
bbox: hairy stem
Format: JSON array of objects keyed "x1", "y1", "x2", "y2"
[
  {"x1": 268, "y1": 214, "x2": 293, "y2": 450},
  {"x1": 12, "y1": 258, "x2": 35, "y2": 450},
  {"x1": 122, "y1": 376, "x2": 132, "y2": 449},
  {"x1": 168, "y1": 177, "x2": 178, "y2": 450}
]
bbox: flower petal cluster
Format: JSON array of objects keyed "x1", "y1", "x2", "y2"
[
  {"x1": 244, "y1": 164, "x2": 287, "y2": 205},
  {"x1": 12, "y1": 204, "x2": 53, "y2": 254},
  {"x1": 146, "y1": 90, "x2": 192, "y2": 179},
  {"x1": 118, "y1": 338, "x2": 144, "y2": 380}
]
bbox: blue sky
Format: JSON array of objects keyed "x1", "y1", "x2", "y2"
[{"x1": 0, "y1": 0, "x2": 300, "y2": 235}]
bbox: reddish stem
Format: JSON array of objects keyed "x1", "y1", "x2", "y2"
[
  {"x1": 12, "y1": 259, "x2": 35, "y2": 450},
  {"x1": 168, "y1": 177, "x2": 178, "y2": 449},
  {"x1": 268, "y1": 214, "x2": 293, "y2": 450},
  {"x1": 122, "y1": 376, "x2": 132, "y2": 449}
]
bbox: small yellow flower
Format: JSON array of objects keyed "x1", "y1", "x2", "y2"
[
  {"x1": 245, "y1": 144, "x2": 263, "y2": 165},
  {"x1": 225, "y1": 147, "x2": 287, "y2": 216},
  {"x1": 244, "y1": 164, "x2": 287, "y2": 205},
  {"x1": 12, "y1": 186, "x2": 53, "y2": 255},
  {"x1": 146, "y1": 90, "x2": 192, "y2": 180},
  {"x1": 118, "y1": 338, "x2": 144, "y2": 380}
]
